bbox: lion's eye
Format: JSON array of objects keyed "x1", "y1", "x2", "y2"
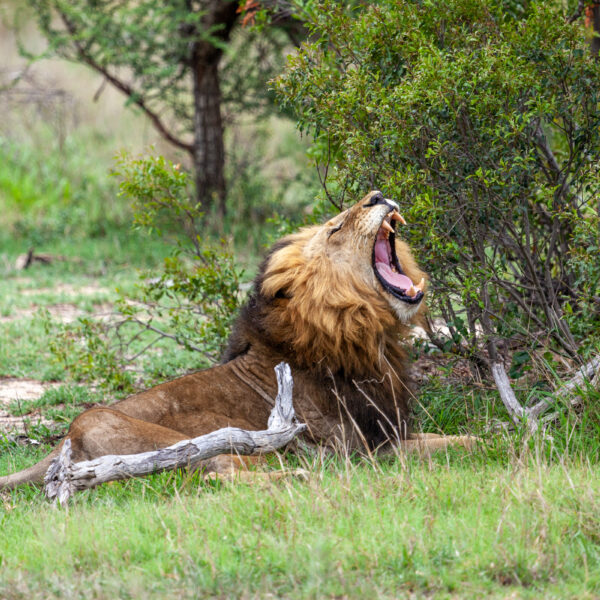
[
  {"x1": 364, "y1": 192, "x2": 386, "y2": 207},
  {"x1": 327, "y1": 223, "x2": 343, "y2": 238}
]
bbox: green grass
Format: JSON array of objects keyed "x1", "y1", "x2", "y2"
[
  {"x1": 0, "y1": 233, "x2": 173, "y2": 383},
  {"x1": 1, "y1": 451, "x2": 599, "y2": 599}
]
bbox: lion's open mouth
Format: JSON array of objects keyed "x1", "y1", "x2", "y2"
[{"x1": 373, "y1": 211, "x2": 424, "y2": 304}]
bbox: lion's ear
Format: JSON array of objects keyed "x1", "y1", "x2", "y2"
[{"x1": 325, "y1": 213, "x2": 348, "y2": 239}]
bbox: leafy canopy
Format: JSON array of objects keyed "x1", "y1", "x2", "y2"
[
  {"x1": 23, "y1": 0, "x2": 291, "y2": 147},
  {"x1": 276, "y1": 0, "x2": 600, "y2": 366}
]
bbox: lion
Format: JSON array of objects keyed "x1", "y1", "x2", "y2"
[{"x1": 0, "y1": 191, "x2": 475, "y2": 491}]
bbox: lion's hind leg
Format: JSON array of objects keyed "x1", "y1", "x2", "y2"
[
  {"x1": 1, "y1": 409, "x2": 190, "y2": 491},
  {"x1": 67, "y1": 407, "x2": 190, "y2": 461},
  {"x1": 70, "y1": 409, "x2": 307, "y2": 484}
]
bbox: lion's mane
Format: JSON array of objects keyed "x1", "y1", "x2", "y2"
[{"x1": 223, "y1": 222, "x2": 427, "y2": 447}]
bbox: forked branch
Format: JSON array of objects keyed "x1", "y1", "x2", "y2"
[
  {"x1": 45, "y1": 362, "x2": 305, "y2": 506},
  {"x1": 527, "y1": 356, "x2": 600, "y2": 420},
  {"x1": 493, "y1": 356, "x2": 600, "y2": 432}
]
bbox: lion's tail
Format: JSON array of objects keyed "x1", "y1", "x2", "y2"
[{"x1": 0, "y1": 443, "x2": 62, "y2": 491}]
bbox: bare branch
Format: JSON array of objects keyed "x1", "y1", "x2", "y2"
[
  {"x1": 57, "y1": 12, "x2": 193, "y2": 154},
  {"x1": 129, "y1": 316, "x2": 218, "y2": 362},
  {"x1": 491, "y1": 362, "x2": 525, "y2": 426},
  {"x1": 527, "y1": 355, "x2": 600, "y2": 419},
  {"x1": 315, "y1": 134, "x2": 344, "y2": 212},
  {"x1": 567, "y1": 0, "x2": 586, "y2": 24}
]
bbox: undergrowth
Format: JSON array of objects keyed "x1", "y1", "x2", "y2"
[{"x1": 1, "y1": 441, "x2": 600, "y2": 599}]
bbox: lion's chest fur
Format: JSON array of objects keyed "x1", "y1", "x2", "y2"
[{"x1": 226, "y1": 335, "x2": 412, "y2": 449}]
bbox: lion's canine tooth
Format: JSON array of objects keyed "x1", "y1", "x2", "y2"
[
  {"x1": 414, "y1": 278, "x2": 425, "y2": 292},
  {"x1": 391, "y1": 211, "x2": 406, "y2": 225},
  {"x1": 406, "y1": 284, "x2": 417, "y2": 298},
  {"x1": 381, "y1": 220, "x2": 394, "y2": 234}
]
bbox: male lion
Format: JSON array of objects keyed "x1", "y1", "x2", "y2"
[{"x1": 0, "y1": 191, "x2": 474, "y2": 490}]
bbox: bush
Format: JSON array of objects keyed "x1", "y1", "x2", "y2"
[
  {"x1": 49, "y1": 154, "x2": 243, "y2": 390},
  {"x1": 275, "y1": 0, "x2": 600, "y2": 371}
]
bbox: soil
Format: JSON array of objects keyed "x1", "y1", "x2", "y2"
[
  {"x1": 0, "y1": 303, "x2": 83, "y2": 324},
  {"x1": 0, "y1": 378, "x2": 58, "y2": 434},
  {"x1": 19, "y1": 283, "x2": 110, "y2": 297}
]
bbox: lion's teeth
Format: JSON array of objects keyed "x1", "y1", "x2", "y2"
[
  {"x1": 381, "y1": 220, "x2": 394, "y2": 234},
  {"x1": 406, "y1": 284, "x2": 417, "y2": 298},
  {"x1": 414, "y1": 277, "x2": 425, "y2": 292},
  {"x1": 391, "y1": 211, "x2": 406, "y2": 225}
]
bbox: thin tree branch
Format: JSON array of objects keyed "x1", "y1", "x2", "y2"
[
  {"x1": 129, "y1": 317, "x2": 212, "y2": 357},
  {"x1": 527, "y1": 356, "x2": 600, "y2": 419},
  {"x1": 58, "y1": 12, "x2": 194, "y2": 154},
  {"x1": 567, "y1": 0, "x2": 586, "y2": 24}
]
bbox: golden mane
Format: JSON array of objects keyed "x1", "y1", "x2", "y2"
[{"x1": 259, "y1": 225, "x2": 427, "y2": 376}]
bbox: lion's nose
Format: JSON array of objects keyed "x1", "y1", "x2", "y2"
[{"x1": 383, "y1": 198, "x2": 399, "y2": 211}]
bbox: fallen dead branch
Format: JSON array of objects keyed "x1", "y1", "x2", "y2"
[
  {"x1": 528, "y1": 356, "x2": 600, "y2": 422},
  {"x1": 491, "y1": 362, "x2": 526, "y2": 426},
  {"x1": 15, "y1": 249, "x2": 74, "y2": 270},
  {"x1": 492, "y1": 356, "x2": 600, "y2": 432},
  {"x1": 45, "y1": 362, "x2": 306, "y2": 506}
]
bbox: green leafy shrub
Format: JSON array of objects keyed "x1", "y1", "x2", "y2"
[
  {"x1": 47, "y1": 315, "x2": 135, "y2": 393},
  {"x1": 49, "y1": 154, "x2": 243, "y2": 390},
  {"x1": 275, "y1": 0, "x2": 600, "y2": 371}
]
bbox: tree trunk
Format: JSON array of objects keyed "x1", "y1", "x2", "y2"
[
  {"x1": 192, "y1": 57, "x2": 227, "y2": 219},
  {"x1": 189, "y1": 1, "x2": 238, "y2": 220},
  {"x1": 586, "y1": 2, "x2": 600, "y2": 56}
]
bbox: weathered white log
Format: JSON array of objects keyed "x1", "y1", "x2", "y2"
[
  {"x1": 491, "y1": 362, "x2": 525, "y2": 426},
  {"x1": 491, "y1": 356, "x2": 600, "y2": 432},
  {"x1": 45, "y1": 362, "x2": 305, "y2": 506},
  {"x1": 527, "y1": 356, "x2": 600, "y2": 421}
]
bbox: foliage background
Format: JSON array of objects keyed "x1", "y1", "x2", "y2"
[{"x1": 276, "y1": 0, "x2": 600, "y2": 379}]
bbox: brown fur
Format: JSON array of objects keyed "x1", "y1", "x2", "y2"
[{"x1": 0, "y1": 192, "x2": 474, "y2": 491}]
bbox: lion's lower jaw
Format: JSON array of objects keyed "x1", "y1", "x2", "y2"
[{"x1": 388, "y1": 297, "x2": 423, "y2": 323}]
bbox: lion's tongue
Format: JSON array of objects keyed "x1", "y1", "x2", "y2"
[
  {"x1": 375, "y1": 239, "x2": 413, "y2": 290},
  {"x1": 376, "y1": 263, "x2": 413, "y2": 290}
]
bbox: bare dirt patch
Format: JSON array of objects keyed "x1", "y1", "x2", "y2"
[
  {"x1": 0, "y1": 303, "x2": 82, "y2": 324},
  {"x1": 0, "y1": 301, "x2": 114, "y2": 324},
  {"x1": 19, "y1": 283, "x2": 111, "y2": 297},
  {"x1": 0, "y1": 378, "x2": 59, "y2": 434}
]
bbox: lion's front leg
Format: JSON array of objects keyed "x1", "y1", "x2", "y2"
[
  {"x1": 401, "y1": 432, "x2": 481, "y2": 454},
  {"x1": 203, "y1": 454, "x2": 309, "y2": 484}
]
